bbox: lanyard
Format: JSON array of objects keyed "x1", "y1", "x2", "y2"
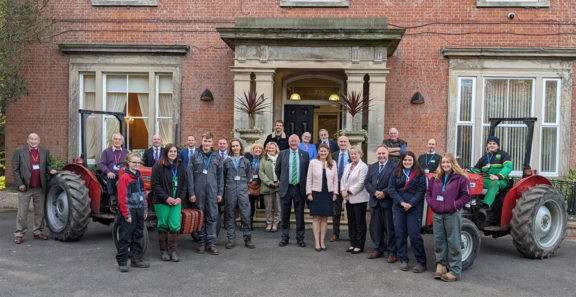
[
  {"x1": 29, "y1": 148, "x2": 39, "y2": 163},
  {"x1": 253, "y1": 157, "x2": 260, "y2": 173},
  {"x1": 233, "y1": 156, "x2": 240, "y2": 176},
  {"x1": 486, "y1": 153, "x2": 494, "y2": 164},
  {"x1": 441, "y1": 173, "x2": 450, "y2": 193},
  {"x1": 170, "y1": 164, "x2": 178, "y2": 178},
  {"x1": 403, "y1": 169, "x2": 412, "y2": 183},
  {"x1": 135, "y1": 171, "x2": 143, "y2": 196},
  {"x1": 425, "y1": 153, "x2": 435, "y2": 167},
  {"x1": 113, "y1": 149, "x2": 122, "y2": 165},
  {"x1": 201, "y1": 152, "x2": 213, "y2": 170}
]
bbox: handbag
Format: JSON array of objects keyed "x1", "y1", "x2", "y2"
[{"x1": 248, "y1": 180, "x2": 261, "y2": 196}]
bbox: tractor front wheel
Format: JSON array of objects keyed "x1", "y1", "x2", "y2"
[
  {"x1": 461, "y1": 218, "x2": 481, "y2": 270},
  {"x1": 45, "y1": 171, "x2": 91, "y2": 241},
  {"x1": 511, "y1": 185, "x2": 567, "y2": 259}
]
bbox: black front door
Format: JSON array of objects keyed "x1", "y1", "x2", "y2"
[{"x1": 284, "y1": 104, "x2": 314, "y2": 137}]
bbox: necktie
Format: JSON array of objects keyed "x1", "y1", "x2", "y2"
[
  {"x1": 221, "y1": 152, "x2": 224, "y2": 161},
  {"x1": 154, "y1": 148, "x2": 159, "y2": 161},
  {"x1": 291, "y1": 151, "x2": 298, "y2": 185},
  {"x1": 379, "y1": 163, "x2": 384, "y2": 175},
  {"x1": 189, "y1": 149, "x2": 192, "y2": 161},
  {"x1": 338, "y1": 153, "x2": 344, "y2": 180}
]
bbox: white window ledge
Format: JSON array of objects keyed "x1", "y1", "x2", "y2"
[
  {"x1": 476, "y1": 0, "x2": 549, "y2": 8},
  {"x1": 280, "y1": 0, "x2": 349, "y2": 7},
  {"x1": 92, "y1": 0, "x2": 158, "y2": 6}
]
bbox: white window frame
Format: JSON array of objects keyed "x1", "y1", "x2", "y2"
[
  {"x1": 539, "y1": 78, "x2": 561, "y2": 176},
  {"x1": 455, "y1": 77, "x2": 476, "y2": 168},
  {"x1": 92, "y1": 0, "x2": 158, "y2": 6},
  {"x1": 476, "y1": 0, "x2": 549, "y2": 7},
  {"x1": 280, "y1": 0, "x2": 349, "y2": 7}
]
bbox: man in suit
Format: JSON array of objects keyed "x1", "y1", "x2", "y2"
[
  {"x1": 142, "y1": 134, "x2": 163, "y2": 167},
  {"x1": 276, "y1": 134, "x2": 310, "y2": 247},
  {"x1": 12, "y1": 133, "x2": 57, "y2": 244},
  {"x1": 330, "y1": 135, "x2": 350, "y2": 242},
  {"x1": 316, "y1": 129, "x2": 338, "y2": 153},
  {"x1": 217, "y1": 138, "x2": 229, "y2": 161},
  {"x1": 178, "y1": 135, "x2": 197, "y2": 168},
  {"x1": 364, "y1": 145, "x2": 398, "y2": 262}
]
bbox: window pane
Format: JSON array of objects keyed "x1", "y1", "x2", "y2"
[
  {"x1": 128, "y1": 75, "x2": 148, "y2": 93},
  {"x1": 456, "y1": 125, "x2": 473, "y2": 168},
  {"x1": 541, "y1": 127, "x2": 557, "y2": 173},
  {"x1": 459, "y1": 79, "x2": 473, "y2": 122},
  {"x1": 483, "y1": 126, "x2": 526, "y2": 172},
  {"x1": 483, "y1": 79, "x2": 532, "y2": 123},
  {"x1": 106, "y1": 93, "x2": 127, "y2": 112},
  {"x1": 544, "y1": 80, "x2": 558, "y2": 123},
  {"x1": 84, "y1": 75, "x2": 95, "y2": 93},
  {"x1": 509, "y1": 80, "x2": 532, "y2": 118},
  {"x1": 158, "y1": 94, "x2": 173, "y2": 117},
  {"x1": 158, "y1": 118, "x2": 173, "y2": 145},
  {"x1": 105, "y1": 117, "x2": 121, "y2": 148},
  {"x1": 159, "y1": 75, "x2": 173, "y2": 94},
  {"x1": 106, "y1": 75, "x2": 126, "y2": 92},
  {"x1": 127, "y1": 118, "x2": 149, "y2": 150}
]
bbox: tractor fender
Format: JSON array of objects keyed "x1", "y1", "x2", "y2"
[
  {"x1": 62, "y1": 164, "x2": 101, "y2": 215},
  {"x1": 501, "y1": 175, "x2": 551, "y2": 228}
]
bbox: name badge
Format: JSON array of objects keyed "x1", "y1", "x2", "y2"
[
  {"x1": 32, "y1": 164, "x2": 40, "y2": 170},
  {"x1": 174, "y1": 181, "x2": 178, "y2": 187},
  {"x1": 202, "y1": 169, "x2": 208, "y2": 174},
  {"x1": 234, "y1": 176, "x2": 241, "y2": 181},
  {"x1": 431, "y1": 160, "x2": 436, "y2": 163},
  {"x1": 140, "y1": 195, "x2": 144, "y2": 201},
  {"x1": 113, "y1": 165, "x2": 120, "y2": 171},
  {"x1": 436, "y1": 195, "x2": 444, "y2": 201},
  {"x1": 253, "y1": 174, "x2": 258, "y2": 179},
  {"x1": 424, "y1": 169, "x2": 430, "y2": 174},
  {"x1": 486, "y1": 164, "x2": 491, "y2": 169}
]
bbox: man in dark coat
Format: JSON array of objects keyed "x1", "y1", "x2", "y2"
[{"x1": 142, "y1": 134, "x2": 163, "y2": 167}]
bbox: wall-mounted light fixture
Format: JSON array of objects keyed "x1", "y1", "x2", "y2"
[
  {"x1": 411, "y1": 92, "x2": 425, "y2": 104},
  {"x1": 200, "y1": 89, "x2": 214, "y2": 101},
  {"x1": 328, "y1": 94, "x2": 340, "y2": 101},
  {"x1": 290, "y1": 92, "x2": 301, "y2": 101}
]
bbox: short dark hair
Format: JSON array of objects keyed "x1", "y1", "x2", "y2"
[
  {"x1": 229, "y1": 138, "x2": 244, "y2": 155},
  {"x1": 274, "y1": 120, "x2": 284, "y2": 126},
  {"x1": 202, "y1": 132, "x2": 213, "y2": 140}
]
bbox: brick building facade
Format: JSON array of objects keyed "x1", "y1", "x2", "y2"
[{"x1": 5, "y1": 0, "x2": 576, "y2": 183}]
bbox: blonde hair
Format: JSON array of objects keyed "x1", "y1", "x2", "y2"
[
  {"x1": 435, "y1": 153, "x2": 468, "y2": 180},
  {"x1": 124, "y1": 152, "x2": 142, "y2": 166},
  {"x1": 265, "y1": 141, "x2": 280, "y2": 156},
  {"x1": 348, "y1": 146, "x2": 364, "y2": 157},
  {"x1": 250, "y1": 142, "x2": 264, "y2": 155}
]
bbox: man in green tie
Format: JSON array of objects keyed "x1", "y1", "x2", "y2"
[{"x1": 275, "y1": 134, "x2": 310, "y2": 247}]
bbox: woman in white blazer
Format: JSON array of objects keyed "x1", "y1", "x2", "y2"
[
  {"x1": 306, "y1": 144, "x2": 339, "y2": 251},
  {"x1": 341, "y1": 147, "x2": 369, "y2": 254}
]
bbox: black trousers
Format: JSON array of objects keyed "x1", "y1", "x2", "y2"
[
  {"x1": 332, "y1": 192, "x2": 344, "y2": 236},
  {"x1": 346, "y1": 202, "x2": 367, "y2": 250},
  {"x1": 116, "y1": 208, "x2": 145, "y2": 265},
  {"x1": 280, "y1": 185, "x2": 305, "y2": 241},
  {"x1": 370, "y1": 205, "x2": 396, "y2": 254}
]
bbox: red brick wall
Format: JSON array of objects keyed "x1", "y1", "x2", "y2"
[{"x1": 5, "y1": 0, "x2": 576, "y2": 183}]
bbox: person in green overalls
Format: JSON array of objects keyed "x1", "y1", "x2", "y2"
[{"x1": 471, "y1": 136, "x2": 513, "y2": 207}]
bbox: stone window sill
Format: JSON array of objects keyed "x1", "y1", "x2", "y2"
[
  {"x1": 280, "y1": 0, "x2": 349, "y2": 7},
  {"x1": 476, "y1": 0, "x2": 549, "y2": 7},
  {"x1": 92, "y1": 0, "x2": 158, "y2": 6}
]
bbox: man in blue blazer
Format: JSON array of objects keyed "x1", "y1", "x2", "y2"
[
  {"x1": 364, "y1": 145, "x2": 398, "y2": 262},
  {"x1": 178, "y1": 135, "x2": 197, "y2": 168},
  {"x1": 315, "y1": 129, "x2": 338, "y2": 153},
  {"x1": 275, "y1": 134, "x2": 310, "y2": 247},
  {"x1": 142, "y1": 134, "x2": 163, "y2": 167}
]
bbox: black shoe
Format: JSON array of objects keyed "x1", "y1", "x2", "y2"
[
  {"x1": 315, "y1": 247, "x2": 322, "y2": 252},
  {"x1": 346, "y1": 246, "x2": 354, "y2": 253},
  {"x1": 244, "y1": 238, "x2": 255, "y2": 249},
  {"x1": 118, "y1": 265, "x2": 129, "y2": 272},
  {"x1": 225, "y1": 241, "x2": 236, "y2": 249},
  {"x1": 351, "y1": 248, "x2": 363, "y2": 254},
  {"x1": 322, "y1": 247, "x2": 327, "y2": 251},
  {"x1": 297, "y1": 240, "x2": 306, "y2": 248},
  {"x1": 278, "y1": 239, "x2": 289, "y2": 247},
  {"x1": 130, "y1": 258, "x2": 150, "y2": 268}
]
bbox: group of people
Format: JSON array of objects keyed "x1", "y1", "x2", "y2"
[{"x1": 12, "y1": 124, "x2": 514, "y2": 282}]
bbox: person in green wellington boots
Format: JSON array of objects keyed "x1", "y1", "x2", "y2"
[{"x1": 471, "y1": 136, "x2": 513, "y2": 208}]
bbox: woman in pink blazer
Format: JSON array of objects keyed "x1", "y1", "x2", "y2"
[
  {"x1": 306, "y1": 144, "x2": 339, "y2": 251},
  {"x1": 341, "y1": 147, "x2": 369, "y2": 254}
]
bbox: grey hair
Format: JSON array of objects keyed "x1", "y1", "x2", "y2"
[{"x1": 111, "y1": 133, "x2": 124, "y2": 141}]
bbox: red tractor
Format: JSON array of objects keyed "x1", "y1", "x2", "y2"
[{"x1": 422, "y1": 118, "x2": 568, "y2": 270}]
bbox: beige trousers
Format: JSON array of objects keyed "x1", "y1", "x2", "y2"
[
  {"x1": 14, "y1": 187, "x2": 45, "y2": 237},
  {"x1": 263, "y1": 192, "x2": 281, "y2": 226}
]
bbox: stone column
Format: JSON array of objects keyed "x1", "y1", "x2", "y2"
[
  {"x1": 344, "y1": 71, "x2": 365, "y2": 131},
  {"x1": 367, "y1": 71, "x2": 389, "y2": 163},
  {"x1": 231, "y1": 69, "x2": 252, "y2": 130},
  {"x1": 252, "y1": 69, "x2": 275, "y2": 133}
]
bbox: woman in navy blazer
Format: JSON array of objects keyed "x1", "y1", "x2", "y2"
[{"x1": 388, "y1": 151, "x2": 427, "y2": 273}]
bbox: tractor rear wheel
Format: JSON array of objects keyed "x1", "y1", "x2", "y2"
[
  {"x1": 511, "y1": 185, "x2": 567, "y2": 259},
  {"x1": 461, "y1": 218, "x2": 481, "y2": 270},
  {"x1": 45, "y1": 171, "x2": 91, "y2": 241},
  {"x1": 113, "y1": 216, "x2": 149, "y2": 256}
]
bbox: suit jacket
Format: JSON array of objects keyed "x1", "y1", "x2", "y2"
[
  {"x1": 12, "y1": 146, "x2": 53, "y2": 193},
  {"x1": 365, "y1": 160, "x2": 397, "y2": 208},
  {"x1": 340, "y1": 160, "x2": 369, "y2": 204},
  {"x1": 143, "y1": 146, "x2": 163, "y2": 167},
  {"x1": 316, "y1": 140, "x2": 338, "y2": 153},
  {"x1": 306, "y1": 159, "x2": 339, "y2": 195},
  {"x1": 178, "y1": 147, "x2": 197, "y2": 168},
  {"x1": 275, "y1": 148, "x2": 309, "y2": 198}
]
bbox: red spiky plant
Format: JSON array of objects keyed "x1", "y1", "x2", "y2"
[{"x1": 234, "y1": 90, "x2": 271, "y2": 128}]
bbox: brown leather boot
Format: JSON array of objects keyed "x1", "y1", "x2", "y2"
[
  {"x1": 441, "y1": 272, "x2": 461, "y2": 282},
  {"x1": 433, "y1": 264, "x2": 447, "y2": 279},
  {"x1": 168, "y1": 232, "x2": 179, "y2": 262},
  {"x1": 158, "y1": 231, "x2": 170, "y2": 261}
]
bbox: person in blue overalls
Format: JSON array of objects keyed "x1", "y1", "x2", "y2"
[{"x1": 223, "y1": 139, "x2": 255, "y2": 249}]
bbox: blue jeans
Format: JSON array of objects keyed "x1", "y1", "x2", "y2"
[{"x1": 393, "y1": 203, "x2": 426, "y2": 266}]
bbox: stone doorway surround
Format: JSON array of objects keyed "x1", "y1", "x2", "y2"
[{"x1": 217, "y1": 18, "x2": 404, "y2": 162}]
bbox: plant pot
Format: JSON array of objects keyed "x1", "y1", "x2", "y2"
[
  {"x1": 236, "y1": 128, "x2": 264, "y2": 148},
  {"x1": 341, "y1": 130, "x2": 366, "y2": 147}
]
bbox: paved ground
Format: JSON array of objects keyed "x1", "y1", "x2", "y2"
[{"x1": 0, "y1": 209, "x2": 575, "y2": 297}]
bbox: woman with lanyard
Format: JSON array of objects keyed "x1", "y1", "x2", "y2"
[
  {"x1": 388, "y1": 151, "x2": 427, "y2": 273},
  {"x1": 426, "y1": 153, "x2": 471, "y2": 282},
  {"x1": 340, "y1": 147, "x2": 369, "y2": 254},
  {"x1": 223, "y1": 139, "x2": 255, "y2": 249},
  {"x1": 259, "y1": 142, "x2": 281, "y2": 232},
  {"x1": 151, "y1": 143, "x2": 188, "y2": 262},
  {"x1": 245, "y1": 142, "x2": 264, "y2": 231}
]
